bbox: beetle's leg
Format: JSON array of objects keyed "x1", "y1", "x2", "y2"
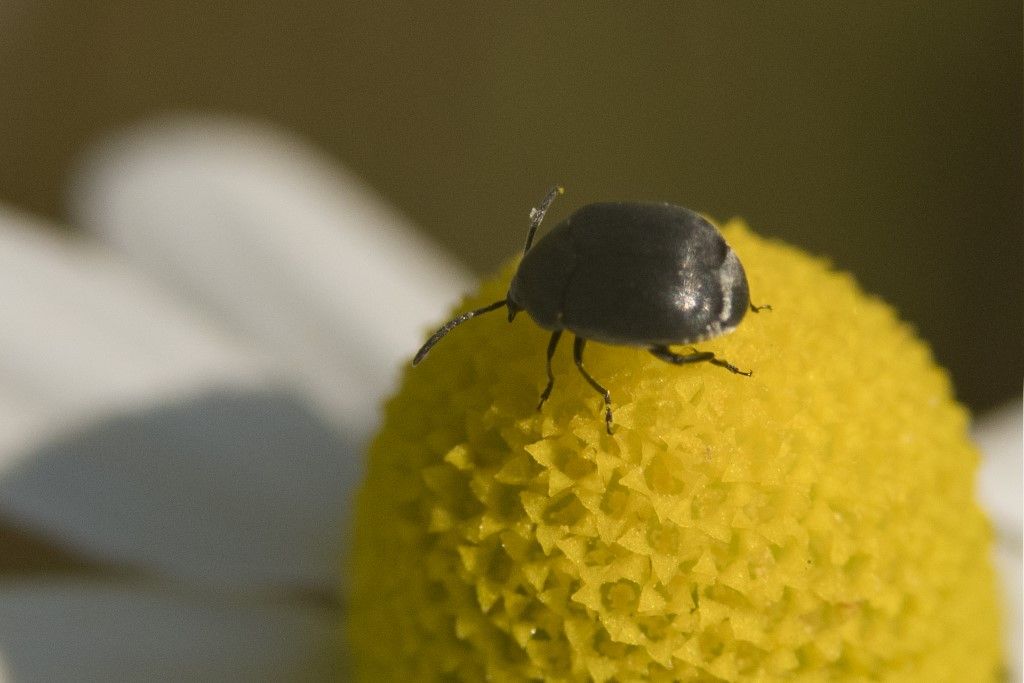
[
  {"x1": 572, "y1": 337, "x2": 614, "y2": 434},
  {"x1": 649, "y1": 345, "x2": 752, "y2": 377},
  {"x1": 537, "y1": 330, "x2": 563, "y2": 411},
  {"x1": 750, "y1": 302, "x2": 772, "y2": 313}
]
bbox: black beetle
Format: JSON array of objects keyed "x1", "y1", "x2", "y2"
[{"x1": 413, "y1": 186, "x2": 769, "y2": 434}]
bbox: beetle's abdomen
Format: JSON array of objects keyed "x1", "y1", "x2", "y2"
[{"x1": 559, "y1": 203, "x2": 750, "y2": 346}]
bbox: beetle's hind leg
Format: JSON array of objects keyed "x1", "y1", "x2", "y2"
[
  {"x1": 537, "y1": 330, "x2": 563, "y2": 411},
  {"x1": 750, "y1": 302, "x2": 772, "y2": 313},
  {"x1": 573, "y1": 337, "x2": 614, "y2": 435},
  {"x1": 650, "y1": 344, "x2": 752, "y2": 377}
]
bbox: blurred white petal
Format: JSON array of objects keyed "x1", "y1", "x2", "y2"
[
  {"x1": 71, "y1": 117, "x2": 473, "y2": 442},
  {"x1": 975, "y1": 400, "x2": 1023, "y2": 539},
  {"x1": 0, "y1": 579, "x2": 337, "y2": 682},
  {"x1": 0, "y1": 208, "x2": 272, "y2": 460},
  {"x1": 0, "y1": 389, "x2": 359, "y2": 593},
  {"x1": 974, "y1": 399, "x2": 1023, "y2": 681},
  {"x1": 0, "y1": 209, "x2": 359, "y2": 591}
]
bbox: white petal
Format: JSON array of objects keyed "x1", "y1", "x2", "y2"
[
  {"x1": 0, "y1": 208, "x2": 271, "y2": 461},
  {"x1": 973, "y1": 399, "x2": 1023, "y2": 680},
  {"x1": 0, "y1": 389, "x2": 360, "y2": 592},
  {"x1": 974, "y1": 399, "x2": 1023, "y2": 539},
  {"x1": 0, "y1": 210, "x2": 357, "y2": 591},
  {"x1": 71, "y1": 117, "x2": 474, "y2": 440},
  {"x1": 0, "y1": 579, "x2": 338, "y2": 682}
]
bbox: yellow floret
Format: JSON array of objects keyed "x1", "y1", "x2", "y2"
[{"x1": 347, "y1": 222, "x2": 1001, "y2": 681}]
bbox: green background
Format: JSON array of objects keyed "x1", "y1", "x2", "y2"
[{"x1": 1, "y1": 2, "x2": 1020, "y2": 413}]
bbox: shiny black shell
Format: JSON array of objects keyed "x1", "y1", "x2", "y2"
[{"x1": 507, "y1": 202, "x2": 750, "y2": 346}]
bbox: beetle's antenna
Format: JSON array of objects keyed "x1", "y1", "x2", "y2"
[
  {"x1": 523, "y1": 185, "x2": 564, "y2": 255},
  {"x1": 413, "y1": 298, "x2": 508, "y2": 365}
]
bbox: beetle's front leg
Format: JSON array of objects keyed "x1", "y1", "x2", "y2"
[{"x1": 537, "y1": 330, "x2": 563, "y2": 411}]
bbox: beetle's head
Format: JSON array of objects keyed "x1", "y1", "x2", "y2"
[
  {"x1": 504, "y1": 280, "x2": 525, "y2": 322},
  {"x1": 506, "y1": 297, "x2": 522, "y2": 322}
]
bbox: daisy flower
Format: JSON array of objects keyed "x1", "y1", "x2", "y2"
[{"x1": 0, "y1": 118, "x2": 1018, "y2": 680}]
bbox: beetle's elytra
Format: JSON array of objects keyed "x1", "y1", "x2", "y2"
[{"x1": 414, "y1": 186, "x2": 769, "y2": 434}]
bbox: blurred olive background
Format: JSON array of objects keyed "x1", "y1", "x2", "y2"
[{"x1": 0, "y1": 1, "x2": 1020, "y2": 413}]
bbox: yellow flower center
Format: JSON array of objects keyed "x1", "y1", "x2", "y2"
[{"x1": 348, "y1": 222, "x2": 1001, "y2": 681}]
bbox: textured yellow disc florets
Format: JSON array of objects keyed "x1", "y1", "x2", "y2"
[{"x1": 348, "y1": 222, "x2": 1001, "y2": 681}]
